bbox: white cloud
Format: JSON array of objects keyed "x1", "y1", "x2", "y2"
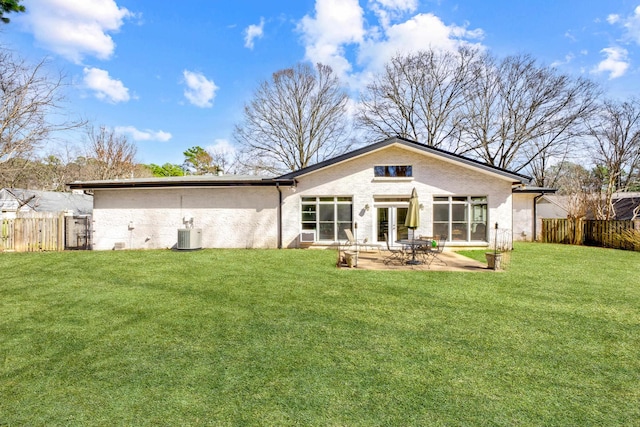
[
  {"x1": 622, "y1": 6, "x2": 640, "y2": 43},
  {"x1": 83, "y1": 67, "x2": 130, "y2": 103},
  {"x1": 206, "y1": 139, "x2": 236, "y2": 157},
  {"x1": 297, "y1": 0, "x2": 484, "y2": 82},
  {"x1": 115, "y1": 126, "x2": 172, "y2": 142},
  {"x1": 606, "y1": 6, "x2": 640, "y2": 44},
  {"x1": 244, "y1": 18, "x2": 265, "y2": 49},
  {"x1": 298, "y1": 0, "x2": 365, "y2": 77},
  {"x1": 373, "y1": 0, "x2": 418, "y2": 10},
  {"x1": 370, "y1": 0, "x2": 418, "y2": 28},
  {"x1": 182, "y1": 70, "x2": 218, "y2": 108},
  {"x1": 592, "y1": 46, "x2": 629, "y2": 79},
  {"x1": 358, "y1": 13, "x2": 484, "y2": 75},
  {"x1": 564, "y1": 31, "x2": 577, "y2": 42},
  {"x1": 20, "y1": 0, "x2": 133, "y2": 63},
  {"x1": 550, "y1": 53, "x2": 576, "y2": 68}
]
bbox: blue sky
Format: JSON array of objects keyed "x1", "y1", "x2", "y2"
[{"x1": 4, "y1": 0, "x2": 640, "y2": 166}]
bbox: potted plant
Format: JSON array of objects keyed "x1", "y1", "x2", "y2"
[
  {"x1": 344, "y1": 251, "x2": 357, "y2": 267},
  {"x1": 485, "y1": 223, "x2": 508, "y2": 270},
  {"x1": 485, "y1": 250, "x2": 502, "y2": 270}
]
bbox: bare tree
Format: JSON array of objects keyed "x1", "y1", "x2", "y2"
[
  {"x1": 46, "y1": 142, "x2": 84, "y2": 189},
  {"x1": 459, "y1": 53, "x2": 600, "y2": 174},
  {"x1": 208, "y1": 145, "x2": 240, "y2": 175},
  {"x1": 1, "y1": 145, "x2": 86, "y2": 190},
  {"x1": 522, "y1": 82, "x2": 600, "y2": 187},
  {"x1": 234, "y1": 63, "x2": 351, "y2": 174},
  {"x1": 357, "y1": 47, "x2": 479, "y2": 150},
  {"x1": 84, "y1": 126, "x2": 138, "y2": 180},
  {"x1": 0, "y1": 48, "x2": 83, "y2": 187},
  {"x1": 545, "y1": 161, "x2": 594, "y2": 195},
  {"x1": 585, "y1": 98, "x2": 640, "y2": 219},
  {"x1": 541, "y1": 161, "x2": 601, "y2": 218}
]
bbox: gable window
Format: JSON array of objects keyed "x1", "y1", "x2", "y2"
[
  {"x1": 301, "y1": 196, "x2": 352, "y2": 241},
  {"x1": 433, "y1": 196, "x2": 487, "y2": 242},
  {"x1": 374, "y1": 165, "x2": 412, "y2": 178}
]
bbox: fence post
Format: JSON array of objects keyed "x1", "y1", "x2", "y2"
[
  {"x1": 1, "y1": 219, "x2": 11, "y2": 251},
  {"x1": 58, "y1": 213, "x2": 65, "y2": 251}
]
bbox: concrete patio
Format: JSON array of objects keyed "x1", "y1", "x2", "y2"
[{"x1": 338, "y1": 248, "x2": 494, "y2": 272}]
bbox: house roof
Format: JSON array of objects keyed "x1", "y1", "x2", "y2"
[
  {"x1": 67, "y1": 174, "x2": 296, "y2": 190},
  {"x1": 536, "y1": 193, "x2": 640, "y2": 220},
  {"x1": 538, "y1": 194, "x2": 570, "y2": 208},
  {"x1": 612, "y1": 193, "x2": 640, "y2": 220},
  {"x1": 1, "y1": 188, "x2": 93, "y2": 215},
  {"x1": 67, "y1": 137, "x2": 532, "y2": 190},
  {"x1": 276, "y1": 136, "x2": 533, "y2": 184},
  {"x1": 0, "y1": 188, "x2": 31, "y2": 212}
]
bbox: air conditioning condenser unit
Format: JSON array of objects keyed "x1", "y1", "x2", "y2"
[{"x1": 177, "y1": 228, "x2": 202, "y2": 250}]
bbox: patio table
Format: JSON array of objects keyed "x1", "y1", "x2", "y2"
[{"x1": 396, "y1": 238, "x2": 431, "y2": 265}]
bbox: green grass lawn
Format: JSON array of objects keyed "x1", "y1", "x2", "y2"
[{"x1": 1, "y1": 243, "x2": 639, "y2": 426}]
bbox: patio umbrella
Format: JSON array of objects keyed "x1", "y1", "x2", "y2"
[
  {"x1": 405, "y1": 187, "x2": 420, "y2": 231},
  {"x1": 404, "y1": 188, "x2": 421, "y2": 264}
]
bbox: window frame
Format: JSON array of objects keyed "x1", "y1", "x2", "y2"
[
  {"x1": 432, "y1": 196, "x2": 488, "y2": 242},
  {"x1": 373, "y1": 165, "x2": 413, "y2": 178},
  {"x1": 301, "y1": 196, "x2": 353, "y2": 242}
]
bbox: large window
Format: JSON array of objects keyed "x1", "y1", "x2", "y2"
[
  {"x1": 374, "y1": 165, "x2": 412, "y2": 178},
  {"x1": 301, "y1": 196, "x2": 353, "y2": 241},
  {"x1": 433, "y1": 196, "x2": 487, "y2": 242}
]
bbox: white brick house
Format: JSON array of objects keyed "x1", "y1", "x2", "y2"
[{"x1": 68, "y1": 137, "x2": 544, "y2": 250}]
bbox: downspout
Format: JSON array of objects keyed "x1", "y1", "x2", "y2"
[
  {"x1": 533, "y1": 193, "x2": 544, "y2": 242},
  {"x1": 276, "y1": 183, "x2": 282, "y2": 249}
]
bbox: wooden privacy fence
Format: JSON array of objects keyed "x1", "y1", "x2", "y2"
[
  {"x1": 542, "y1": 218, "x2": 640, "y2": 251},
  {"x1": 541, "y1": 218, "x2": 585, "y2": 245},
  {"x1": 1, "y1": 213, "x2": 65, "y2": 252}
]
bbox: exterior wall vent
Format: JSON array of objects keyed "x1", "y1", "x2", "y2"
[
  {"x1": 299, "y1": 231, "x2": 316, "y2": 243},
  {"x1": 177, "y1": 228, "x2": 202, "y2": 250}
]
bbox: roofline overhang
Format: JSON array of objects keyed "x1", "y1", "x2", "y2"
[
  {"x1": 66, "y1": 178, "x2": 296, "y2": 191},
  {"x1": 512, "y1": 187, "x2": 557, "y2": 194}
]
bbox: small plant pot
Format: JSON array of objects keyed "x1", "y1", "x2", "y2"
[
  {"x1": 344, "y1": 251, "x2": 357, "y2": 267},
  {"x1": 485, "y1": 252, "x2": 502, "y2": 270}
]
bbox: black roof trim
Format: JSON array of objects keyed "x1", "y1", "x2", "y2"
[
  {"x1": 512, "y1": 187, "x2": 557, "y2": 194},
  {"x1": 276, "y1": 136, "x2": 532, "y2": 183},
  {"x1": 67, "y1": 178, "x2": 295, "y2": 190}
]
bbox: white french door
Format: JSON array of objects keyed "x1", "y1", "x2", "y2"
[{"x1": 376, "y1": 206, "x2": 409, "y2": 246}]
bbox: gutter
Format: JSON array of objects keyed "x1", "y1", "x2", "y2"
[
  {"x1": 533, "y1": 193, "x2": 544, "y2": 242},
  {"x1": 276, "y1": 183, "x2": 283, "y2": 249},
  {"x1": 532, "y1": 190, "x2": 556, "y2": 241},
  {"x1": 273, "y1": 179, "x2": 297, "y2": 249},
  {"x1": 67, "y1": 178, "x2": 295, "y2": 190}
]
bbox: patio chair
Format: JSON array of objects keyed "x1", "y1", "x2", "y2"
[
  {"x1": 383, "y1": 232, "x2": 406, "y2": 265},
  {"x1": 425, "y1": 235, "x2": 447, "y2": 267},
  {"x1": 344, "y1": 228, "x2": 381, "y2": 252},
  {"x1": 343, "y1": 229, "x2": 361, "y2": 248},
  {"x1": 414, "y1": 238, "x2": 433, "y2": 264}
]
